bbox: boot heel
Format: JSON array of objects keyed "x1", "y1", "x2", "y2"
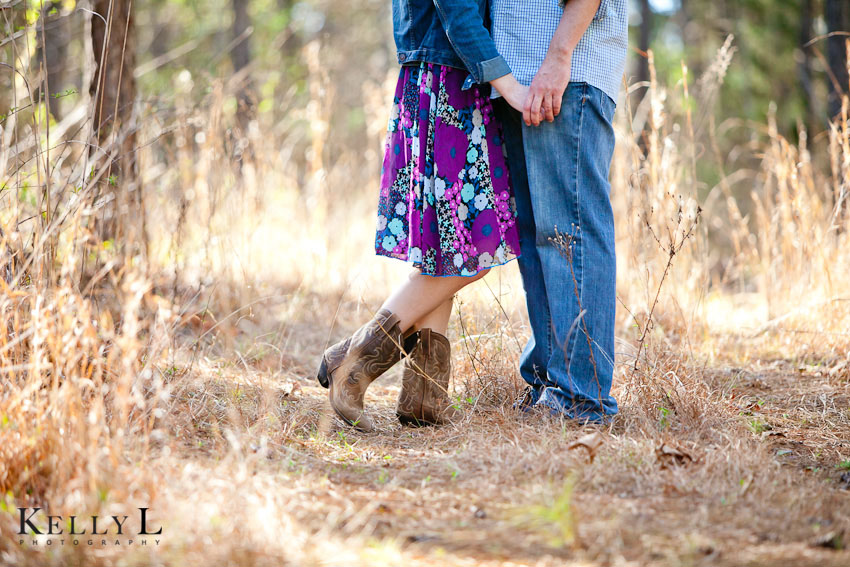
[
  {"x1": 397, "y1": 413, "x2": 427, "y2": 427},
  {"x1": 395, "y1": 328, "x2": 457, "y2": 426},
  {"x1": 322, "y1": 309, "x2": 404, "y2": 433},
  {"x1": 316, "y1": 356, "x2": 330, "y2": 388}
]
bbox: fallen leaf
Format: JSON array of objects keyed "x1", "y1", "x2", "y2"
[
  {"x1": 406, "y1": 534, "x2": 439, "y2": 544},
  {"x1": 812, "y1": 530, "x2": 844, "y2": 550},
  {"x1": 280, "y1": 381, "x2": 301, "y2": 397},
  {"x1": 828, "y1": 359, "x2": 847, "y2": 377},
  {"x1": 656, "y1": 442, "x2": 694, "y2": 468},
  {"x1": 567, "y1": 432, "x2": 605, "y2": 462}
]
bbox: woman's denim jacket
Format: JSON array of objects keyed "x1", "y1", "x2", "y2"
[{"x1": 392, "y1": 0, "x2": 511, "y2": 90}]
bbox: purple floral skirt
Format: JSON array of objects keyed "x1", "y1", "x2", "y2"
[{"x1": 375, "y1": 62, "x2": 521, "y2": 277}]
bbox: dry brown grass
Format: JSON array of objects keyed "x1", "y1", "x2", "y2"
[{"x1": 1, "y1": 22, "x2": 850, "y2": 567}]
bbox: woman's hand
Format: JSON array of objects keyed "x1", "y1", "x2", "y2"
[{"x1": 490, "y1": 74, "x2": 530, "y2": 114}]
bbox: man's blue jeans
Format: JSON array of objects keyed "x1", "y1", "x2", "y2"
[{"x1": 494, "y1": 82, "x2": 618, "y2": 422}]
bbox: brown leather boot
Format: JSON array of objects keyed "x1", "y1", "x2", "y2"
[
  {"x1": 316, "y1": 309, "x2": 406, "y2": 432},
  {"x1": 396, "y1": 328, "x2": 460, "y2": 426}
]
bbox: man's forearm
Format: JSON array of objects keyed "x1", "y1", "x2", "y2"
[
  {"x1": 549, "y1": 0, "x2": 602, "y2": 59},
  {"x1": 523, "y1": 0, "x2": 602, "y2": 125}
]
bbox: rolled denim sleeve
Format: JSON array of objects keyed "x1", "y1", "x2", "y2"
[{"x1": 432, "y1": 0, "x2": 511, "y2": 84}]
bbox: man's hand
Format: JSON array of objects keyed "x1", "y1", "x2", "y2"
[{"x1": 524, "y1": 49, "x2": 572, "y2": 126}]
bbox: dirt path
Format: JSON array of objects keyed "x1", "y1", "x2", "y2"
[
  {"x1": 155, "y1": 336, "x2": 850, "y2": 567},
  {"x1": 278, "y1": 367, "x2": 849, "y2": 566}
]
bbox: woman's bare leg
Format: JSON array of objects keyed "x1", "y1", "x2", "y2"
[
  {"x1": 381, "y1": 269, "x2": 489, "y2": 333},
  {"x1": 411, "y1": 298, "x2": 454, "y2": 336}
]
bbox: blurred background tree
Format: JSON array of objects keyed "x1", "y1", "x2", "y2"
[
  {"x1": 637, "y1": 0, "x2": 845, "y2": 134},
  {"x1": 89, "y1": 0, "x2": 139, "y2": 246}
]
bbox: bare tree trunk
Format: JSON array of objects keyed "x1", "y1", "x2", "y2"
[
  {"x1": 231, "y1": 0, "x2": 254, "y2": 121},
  {"x1": 276, "y1": 0, "x2": 301, "y2": 56},
  {"x1": 35, "y1": 1, "x2": 70, "y2": 120},
  {"x1": 230, "y1": 0, "x2": 255, "y2": 180},
  {"x1": 90, "y1": 0, "x2": 141, "y2": 248},
  {"x1": 637, "y1": 0, "x2": 652, "y2": 88},
  {"x1": 798, "y1": 0, "x2": 817, "y2": 134},
  {"x1": 826, "y1": 0, "x2": 849, "y2": 118}
]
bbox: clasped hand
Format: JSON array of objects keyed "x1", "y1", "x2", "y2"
[{"x1": 494, "y1": 51, "x2": 573, "y2": 127}]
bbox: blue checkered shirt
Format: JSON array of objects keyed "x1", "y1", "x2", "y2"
[{"x1": 489, "y1": 0, "x2": 628, "y2": 103}]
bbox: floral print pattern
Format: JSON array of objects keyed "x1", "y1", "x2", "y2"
[{"x1": 375, "y1": 62, "x2": 521, "y2": 277}]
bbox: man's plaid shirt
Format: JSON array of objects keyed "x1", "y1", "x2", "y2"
[{"x1": 490, "y1": 0, "x2": 628, "y2": 103}]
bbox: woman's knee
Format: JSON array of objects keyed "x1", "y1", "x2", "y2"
[
  {"x1": 473, "y1": 268, "x2": 491, "y2": 281},
  {"x1": 407, "y1": 267, "x2": 489, "y2": 288},
  {"x1": 458, "y1": 269, "x2": 490, "y2": 288}
]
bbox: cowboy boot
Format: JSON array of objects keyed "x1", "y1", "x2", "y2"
[
  {"x1": 316, "y1": 309, "x2": 407, "y2": 432},
  {"x1": 396, "y1": 328, "x2": 460, "y2": 426}
]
